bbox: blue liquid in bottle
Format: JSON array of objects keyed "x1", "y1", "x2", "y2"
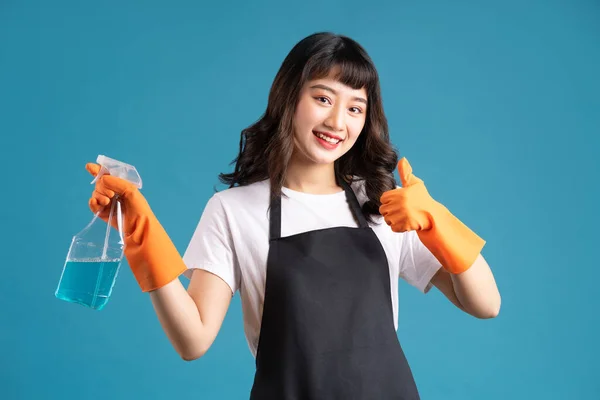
[{"x1": 55, "y1": 258, "x2": 122, "y2": 310}]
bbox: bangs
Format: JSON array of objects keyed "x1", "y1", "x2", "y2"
[{"x1": 304, "y1": 42, "x2": 378, "y2": 91}]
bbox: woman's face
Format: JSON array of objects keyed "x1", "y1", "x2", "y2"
[{"x1": 292, "y1": 74, "x2": 368, "y2": 166}]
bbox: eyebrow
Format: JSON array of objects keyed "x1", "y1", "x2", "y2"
[{"x1": 309, "y1": 84, "x2": 368, "y2": 105}]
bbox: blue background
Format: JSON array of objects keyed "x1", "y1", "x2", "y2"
[{"x1": 1, "y1": 1, "x2": 598, "y2": 399}]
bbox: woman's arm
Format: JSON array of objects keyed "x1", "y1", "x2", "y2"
[
  {"x1": 431, "y1": 254, "x2": 501, "y2": 319},
  {"x1": 149, "y1": 270, "x2": 233, "y2": 361},
  {"x1": 85, "y1": 163, "x2": 234, "y2": 359}
]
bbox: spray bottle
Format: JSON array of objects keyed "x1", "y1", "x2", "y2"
[{"x1": 55, "y1": 155, "x2": 143, "y2": 310}]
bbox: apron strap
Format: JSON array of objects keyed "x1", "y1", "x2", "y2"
[
  {"x1": 269, "y1": 194, "x2": 282, "y2": 241},
  {"x1": 338, "y1": 179, "x2": 369, "y2": 229},
  {"x1": 269, "y1": 178, "x2": 369, "y2": 240}
]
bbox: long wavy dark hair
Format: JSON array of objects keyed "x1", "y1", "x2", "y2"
[{"x1": 219, "y1": 32, "x2": 399, "y2": 222}]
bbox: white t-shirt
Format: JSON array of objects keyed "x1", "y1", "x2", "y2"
[{"x1": 182, "y1": 179, "x2": 442, "y2": 357}]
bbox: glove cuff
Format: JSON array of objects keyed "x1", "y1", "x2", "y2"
[
  {"x1": 123, "y1": 215, "x2": 186, "y2": 292},
  {"x1": 419, "y1": 203, "x2": 486, "y2": 274}
]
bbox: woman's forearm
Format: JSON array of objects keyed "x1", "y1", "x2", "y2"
[
  {"x1": 451, "y1": 254, "x2": 501, "y2": 319},
  {"x1": 149, "y1": 278, "x2": 207, "y2": 360}
]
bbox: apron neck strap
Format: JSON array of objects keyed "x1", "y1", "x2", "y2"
[
  {"x1": 339, "y1": 179, "x2": 369, "y2": 229},
  {"x1": 269, "y1": 178, "x2": 369, "y2": 240},
  {"x1": 269, "y1": 194, "x2": 282, "y2": 240}
]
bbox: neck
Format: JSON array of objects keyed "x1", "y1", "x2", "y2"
[{"x1": 284, "y1": 152, "x2": 340, "y2": 194}]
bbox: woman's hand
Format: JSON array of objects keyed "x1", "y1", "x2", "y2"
[
  {"x1": 379, "y1": 158, "x2": 437, "y2": 233},
  {"x1": 84, "y1": 162, "x2": 186, "y2": 292},
  {"x1": 86, "y1": 163, "x2": 153, "y2": 244},
  {"x1": 379, "y1": 158, "x2": 486, "y2": 275}
]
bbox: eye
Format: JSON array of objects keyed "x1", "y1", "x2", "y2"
[
  {"x1": 349, "y1": 107, "x2": 363, "y2": 114},
  {"x1": 315, "y1": 96, "x2": 331, "y2": 105}
]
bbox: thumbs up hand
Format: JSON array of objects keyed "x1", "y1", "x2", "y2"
[
  {"x1": 379, "y1": 158, "x2": 436, "y2": 232},
  {"x1": 379, "y1": 157, "x2": 486, "y2": 275}
]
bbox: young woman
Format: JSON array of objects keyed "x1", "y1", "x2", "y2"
[{"x1": 86, "y1": 32, "x2": 501, "y2": 399}]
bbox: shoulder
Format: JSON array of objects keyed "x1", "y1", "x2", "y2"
[
  {"x1": 212, "y1": 179, "x2": 270, "y2": 206},
  {"x1": 206, "y1": 180, "x2": 271, "y2": 223}
]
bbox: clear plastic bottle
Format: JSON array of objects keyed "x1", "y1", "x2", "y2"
[{"x1": 55, "y1": 155, "x2": 143, "y2": 310}]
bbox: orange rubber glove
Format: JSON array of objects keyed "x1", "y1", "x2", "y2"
[
  {"x1": 379, "y1": 158, "x2": 485, "y2": 274},
  {"x1": 86, "y1": 163, "x2": 186, "y2": 292}
]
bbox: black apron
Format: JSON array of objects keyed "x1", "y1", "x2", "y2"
[{"x1": 249, "y1": 178, "x2": 420, "y2": 400}]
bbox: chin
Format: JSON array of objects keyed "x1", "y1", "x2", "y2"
[
  {"x1": 310, "y1": 157, "x2": 338, "y2": 165},
  {"x1": 307, "y1": 149, "x2": 343, "y2": 165}
]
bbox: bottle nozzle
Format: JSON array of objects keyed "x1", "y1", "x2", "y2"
[{"x1": 90, "y1": 155, "x2": 143, "y2": 189}]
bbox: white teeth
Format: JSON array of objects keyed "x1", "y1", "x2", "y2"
[{"x1": 315, "y1": 132, "x2": 341, "y2": 144}]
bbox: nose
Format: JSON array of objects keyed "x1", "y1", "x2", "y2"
[{"x1": 324, "y1": 104, "x2": 345, "y2": 132}]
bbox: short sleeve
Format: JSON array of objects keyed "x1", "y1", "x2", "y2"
[
  {"x1": 182, "y1": 194, "x2": 240, "y2": 295},
  {"x1": 398, "y1": 230, "x2": 442, "y2": 293}
]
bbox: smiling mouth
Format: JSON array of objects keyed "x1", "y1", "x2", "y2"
[{"x1": 313, "y1": 131, "x2": 343, "y2": 144}]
